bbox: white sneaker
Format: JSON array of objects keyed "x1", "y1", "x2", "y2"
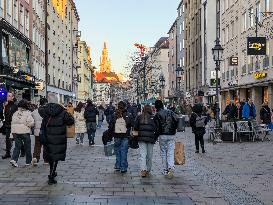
[
  {"x1": 10, "y1": 160, "x2": 18, "y2": 167},
  {"x1": 25, "y1": 163, "x2": 31, "y2": 166},
  {"x1": 167, "y1": 169, "x2": 174, "y2": 179},
  {"x1": 32, "y1": 158, "x2": 38, "y2": 166},
  {"x1": 80, "y1": 142, "x2": 84, "y2": 145}
]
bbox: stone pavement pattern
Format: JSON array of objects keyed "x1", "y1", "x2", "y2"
[{"x1": 0, "y1": 122, "x2": 272, "y2": 205}]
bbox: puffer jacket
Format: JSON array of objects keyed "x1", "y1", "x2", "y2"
[
  {"x1": 39, "y1": 103, "x2": 74, "y2": 162},
  {"x1": 108, "y1": 110, "x2": 133, "y2": 138},
  {"x1": 84, "y1": 105, "x2": 99, "y2": 123},
  {"x1": 32, "y1": 108, "x2": 43, "y2": 136},
  {"x1": 11, "y1": 108, "x2": 34, "y2": 134},
  {"x1": 154, "y1": 109, "x2": 178, "y2": 135},
  {"x1": 74, "y1": 109, "x2": 87, "y2": 133},
  {"x1": 134, "y1": 114, "x2": 160, "y2": 144}
]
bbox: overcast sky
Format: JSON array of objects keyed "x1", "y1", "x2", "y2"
[{"x1": 76, "y1": 0, "x2": 178, "y2": 75}]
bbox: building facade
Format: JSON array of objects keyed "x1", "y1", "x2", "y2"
[
  {"x1": 201, "y1": 0, "x2": 217, "y2": 105},
  {"x1": 220, "y1": 0, "x2": 273, "y2": 116},
  {"x1": 77, "y1": 41, "x2": 92, "y2": 101},
  {"x1": 168, "y1": 20, "x2": 177, "y2": 101},
  {"x1": 46, "y1": 0, "x2": 80, "y2": 104},
  {"x1": 32, "y1": 0, "x2": 46, "y2": 98},
  {"x1": 176, "y1": 0, "x2": 186, "y2": 100},
  {"x1": 0, "y1": 0, "x2": 35, "y2": 101},
  {"x1": 93, "y1": 82, "x2": 110, "y2": 106},
  {"x1": 184, "y1": 0, "x2": 203, "y2": 102}
]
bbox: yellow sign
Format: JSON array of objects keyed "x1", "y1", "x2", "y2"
[
  {"x1": 35, "y1": 82, "x2": 44, "y2": 91},
  {"x1": 254, "y1": 72, "x2": 267, "y2": 79},
  {"x1": 52, "y1": 0, "x2": 67, "y2": 19}
]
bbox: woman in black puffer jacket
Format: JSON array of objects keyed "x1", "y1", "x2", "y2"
[{"x1": 134, "y1": 105, "x2": 160, "y2": 178}]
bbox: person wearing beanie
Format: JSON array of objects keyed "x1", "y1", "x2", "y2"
[
  {"x1": 31, "y1": 97, "x2": 48, "y2": 166},
  {"x1": 154, "y1": 100, "x2": 178, "y2": 179}
]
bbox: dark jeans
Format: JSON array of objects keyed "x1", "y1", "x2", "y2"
[
  {"x1": 86, "y1": 122, "x2": 96, "y2": 142},
  {"x1": 5, "y1": 128, "x2": 24, "y2": 155},
  {"x1": 114, "y1": 138, "x2": 129, "y2": 171},
  {"x1": 33, "y1": 136, "x2": 47, "y2": 162},
  {"x1": 194, "y1": 133, "x2": 204, "y2": 151},
  {"x1": 49, "y1": 160, "x2": 58, "y2": 176},
  {"x1": 12, "y1": 134, "x2": 32, "y2": 164}
]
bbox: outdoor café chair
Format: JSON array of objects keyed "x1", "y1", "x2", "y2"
[
  {"x1": 222, "y1": 121, "x2": 236, "y2": 142},
  {"x1": 236, "y1": 121, "x2": 254, "y2": 142}
]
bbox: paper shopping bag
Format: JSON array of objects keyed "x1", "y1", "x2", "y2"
[{"x1": 174, "y1": 142, "x2": 185, "y2": 165}]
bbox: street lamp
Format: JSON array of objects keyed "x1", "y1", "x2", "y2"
[
  {"x1": 159, "y1": 74, "x2": 165, "y2": 99},
  {"x1": 212, "y1": 37, "x2": 224, "y2": 143},
  {"x1": 176, "y1": 65, "x2": 183, "y2": 103}
]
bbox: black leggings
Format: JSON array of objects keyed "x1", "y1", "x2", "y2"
[
  {"x1": 49, "y1": 161, "x2": 58, "y2": 176},
  {"x1": 195, "y1": 133, "x2": 204, "y2": 151}
]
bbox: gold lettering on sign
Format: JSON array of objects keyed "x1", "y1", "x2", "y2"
[{"x1": 254, "y1": 72, "x2": 267, "y2": 79}]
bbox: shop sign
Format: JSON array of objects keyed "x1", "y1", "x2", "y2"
[
  {"x1": 230, "y1": 57, "x2": 238, "y2": 66},
  {"x1": 211, "y1": 71, "x2": 216, "y2": 79},
  {"x1": 254, "y1": 72, "x2": 267, "y2": 79},
  {"x1": 247, "y1": 37, "x2": 266, "y2": 55}
]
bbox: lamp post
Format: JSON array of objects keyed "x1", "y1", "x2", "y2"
[
  {"x1": 159, "y1": 74, "x2": 165, "y2": 100},
  {"x1": 212, "y1": 37, "x2": 224, "y2": 143}
]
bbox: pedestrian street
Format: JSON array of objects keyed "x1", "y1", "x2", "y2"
[{"x1": 0, "y1": 122, "x2": 273, "y2": 205}]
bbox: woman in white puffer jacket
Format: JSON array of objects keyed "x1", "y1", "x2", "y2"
[
  {"x1": 74, "y1": 102, "x2": 87, "y2": 145},
  {"x1": 10, "y1": 99, "x2": 34, "y2": 167}
]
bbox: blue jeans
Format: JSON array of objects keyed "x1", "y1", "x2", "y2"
[
  {"x1": 12, "y1": 134, "x2": 32, "y2": 164},
  {"x1": 86, "y1": 122, "x2": 96, "y2": 142},
  {"x1": 159, "y1": 135, "x2": 175, "y2": 171},
  {"x1": 97, "y1": 121, "x2": 103, "y2": 128},
  {"x1": 76, "y1": 133, "x2": 85, "y2": 143},
  {"x1": 114, "y1": 138, "x2": 129, "y2": 171}
]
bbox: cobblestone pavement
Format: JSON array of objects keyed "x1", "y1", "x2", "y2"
[{"x1": 0, "y1": 122, "x2": 272, "y2": 205}]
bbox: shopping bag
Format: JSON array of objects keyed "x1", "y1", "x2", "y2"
[
  {"x1": 174, "y1": 142, "x2": 185, "y2": 165},
  {"x1": 66, "y1": 125, "x2": 75, "y2": 138},
  {"x1": 104, "y1": 142, "x2": 115, "y2": 156}
]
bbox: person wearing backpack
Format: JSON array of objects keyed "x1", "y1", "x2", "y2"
[
  {"x1": 108, "y1": 101, "x2": 133, "y2": 173},
  {"x1": 190, "y1": 103, "x2": 208, "y2": 154},
  {"x1": 134, "y1": 104, "x2": 160, "y2": 177},
  {"x1": 154, "y1": 100, "x2": 178, "y2": 179}
]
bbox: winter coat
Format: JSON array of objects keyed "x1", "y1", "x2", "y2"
[
  {"x1": 190, "y1": 112, "x2": 208, "y2": 136},
  {"x1": 242, "y1": 103, "x2": 256, "y2": 119},
  {"x1": 260, "y1": 105, "x2": 271, "y2": 124},
  {"x1": 98, "y1": 109, "x2": 104, "y2": 122},
  {"x1": 11, "y1": 108, "x2": 34, "y2": 134},
  {"x1": 38, "y1": 103, "x2": 74, "y2": 162},
  {"x1": 108, "y1": 110, "x2": 133, "y2": 138},
  {"x1": 222, "y1": 104, "x2": 238, "y2": 120},
  {"x1": 4, "y1": 101, "x2": 18, "y2": 128},
  {"x1": 134, "y1": 114, "x2": 160, "y2": 144},
  {"x1": 84, "y1": 105, "x2": 99, "y2": 123},
  {"x1": 74, "y1": 110, "x2": 87, "y2": 133},
  {"x1": 32, "y1": 108, "x2": 43, "y2": 136},
  {"x1": 66, "y1": 105, "x2": 75, "y2": 138},
  {"x1": 154, "y1": 109, "x2": 178, "y2": 136},
  {"x1": 104, "y1": 105, "x2": 115, "y2": 117}
]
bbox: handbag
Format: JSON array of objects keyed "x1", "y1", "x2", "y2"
[
  {"x1": 39, "y1": 117, "x2": 51, "y2": 145},
  {"x1": 104, "y1": 142, "x2": 115, "y2": 156},
  {"x1": 174, "y1": 142, "x2": 185, "y2": 165},
  {"x1": 129, "y1": 136, "x2": 139, "y2": 149}
]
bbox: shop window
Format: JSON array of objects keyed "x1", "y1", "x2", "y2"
[
  {"x1": 262, "y1": 87, "x2": 269, "y2": 103},
  {"x1": 1, "y1": 34, "x2": 9, "y2": 65}
]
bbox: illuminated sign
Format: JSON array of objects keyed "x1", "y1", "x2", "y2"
[
  {"x1": 230, "y1": 57, "x2": 238, "y2": 66},
  {"x1": 247, "y1": 37, "x2": 266, "y2": 55},
  {"x1": 254, "y1": 72, "x2": 267, "y2": 79}
]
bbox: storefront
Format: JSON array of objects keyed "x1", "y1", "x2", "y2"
[{"x1": 0, "y1": 19, "x2": 35, "y2": 101}]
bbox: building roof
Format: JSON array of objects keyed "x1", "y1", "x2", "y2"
[
  {"x1": 154, "y1": 37, "x2": 169, "y2": 49},
  {"x1": 177, "y1": 0, "x2": 183, "y2": 10},
  {"x1": 167, "y1": 19, "x2": 177, "y2": 34}
]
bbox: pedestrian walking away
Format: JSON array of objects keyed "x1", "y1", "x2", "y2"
[
  {"x1": 32, "y1": 97, "x2": 49, "y2": 166},
  {"x1": 134, "y1": 104, "x2": 160, "y2": 177},
  {"x1": 38, "y1": 94, "x2": 74, "y2": 185},
  {"x1": 10, "y1": 99, "x2": 34, "y2": 167},
  {"x1": 105, "y1": 102, "x2": 115, "y2": 124},
  {"x1": 190, "y1": 103, "x2": 208, "y2": 154},
  {"x1": 74, "y1": 102, "x2": 87, "y2": 145},
  {"x1": 2, "y1": 92, "x2": 19, "y2": 159},
  {"x1": 154, "y1": 100, "x2": 178, "y2": 179},
  {"x1": 98, "y1": 105, "x2": 105, "y2": 128},
  {"x1": 108, "y1": 101, "x2": 133, "y2": 174}
]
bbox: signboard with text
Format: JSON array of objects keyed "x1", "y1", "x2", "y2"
[
  {"x1": 229, "y1": 57, "x2": 238, "y2": 66},
  {"x1": 247, "y1": 37, "x2": 266, "y2": 55}
]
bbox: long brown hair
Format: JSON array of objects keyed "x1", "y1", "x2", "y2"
[
  {"x1": 140, "y1": 104, "x2": 153, "y2": 124},
  {"x1": 116, "y1": 101, "x2": 126, "y2": 118}
]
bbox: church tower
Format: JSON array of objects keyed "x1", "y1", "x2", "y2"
[{"x1": 99, "y1": 42, "x2": 112, "y2": 73}]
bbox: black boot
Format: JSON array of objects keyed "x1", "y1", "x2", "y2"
[
  {"x1": 201, "y1": 146, "x2": 205, "y2": 153},
  {"x1": 91, "y1": 139, "x2": 95, "y2": 145},
  {"x1": 89, "y1": 140, "x2": 92, "y2": 146},
  {"x1": 48, "y1": 175, "x2": 57, "y2": 185}
]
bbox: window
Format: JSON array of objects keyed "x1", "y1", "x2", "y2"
[
  {"x1": 179, "y1": 24, "x2": 182, "y2": 34},
  {"x1": 179, "y1": 42, "x2": 182, "y2": 51},
  {"x1": 182, "y1": 57, "x2": 185, "y2": 66},
  {"x1": 222, "y1": 29, "x2": 225, "y2": 44},
  {"x1": 231, "y1": 21, "x2": 234, "y2": 38},
  {"x1": 225, "y1": 0, "x2": 229, "y2": 10},
  {"x1": 19, "y1": 4, "x2": 24, "y2": 31},
  {"x1": 13, "y1": 0, "x2": 18, "y2": 24},
  {"x1": 265, "y1": 0, "x2": 269, "y2": 12},
  {"x1": 183, "y1": 39, "x2": 185, "y2": 48},
  {"x1": 182, "y1": 4, "x2": 185, "y2": 13},
  {"x1": 257, "y1": 2, "x2": 261, "y2": 21},
  {"x1": 25, "y1": 10, "x2": 29, "y2": 37},
  {"x1": 242, "y1": 12, "x2": 247, "y2": 32},
  {"x1": 226, "y1": 26, "x2": 229, "y2": 42},
  {"x1": 249, "y1": 7, "x2": 254, "y2": 27}
]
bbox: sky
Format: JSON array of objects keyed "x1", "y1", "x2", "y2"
[{"x1": 75, "y1": 0, "x2": 178, "y2": 76}]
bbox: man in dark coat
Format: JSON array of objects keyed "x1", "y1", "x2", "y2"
[
  {"x1": 38, "y1": 94, "x2": 74, "y2": 185},
  {"x1": 222, "y1": 100, "x2": 238, "y2": 121},
  {"x1": 260, "y1": 101, "x2": 271, "y2": 125},
  {"x1": 2, "y1": 92, "x2": 18, "y2": 159},
  {"x1": 104, "y1": 102, "x2": 115, "y2": 124},
  {"x1": 84, "y1": 100, "x2": 99, "y2": 146}
]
